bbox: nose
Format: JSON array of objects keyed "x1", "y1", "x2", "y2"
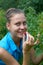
[{"x1": 20, "y1": 24, "x2": 25, "y2": 30}]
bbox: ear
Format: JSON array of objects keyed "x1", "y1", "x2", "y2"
[{"x1": 6, "y1": 22, "x2": 10, "y2": 30}]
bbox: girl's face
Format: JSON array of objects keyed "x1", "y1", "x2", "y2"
[{"x1": 6, "y1": 13, "x2": 27, "y2": 39}]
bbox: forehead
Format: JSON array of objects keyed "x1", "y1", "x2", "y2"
[{"x1": 10, "y1": 13, "x2": 26, "y2": 23}]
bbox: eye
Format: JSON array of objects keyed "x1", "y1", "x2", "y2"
[
  {"x1": 23, "y1": 21, "x2": 27, "y2": 25},
  {"x1": 15, "y1": 22, "x2": 21, "y2": 26}
]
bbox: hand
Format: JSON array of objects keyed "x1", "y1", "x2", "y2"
[{"x1": 22, "y1": 32, "x2": 40, "y2": 54}]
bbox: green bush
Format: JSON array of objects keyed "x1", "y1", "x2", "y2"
[
  {"x1": 0, "y1": 9, "x2": 7, "y2": 39},
  {"x1": 26, "y1": 7, "x2": 43, "y2": 65}
]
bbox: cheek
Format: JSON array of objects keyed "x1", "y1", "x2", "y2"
[
  {"x1": 12, "y1": 26, "x2": 19, "y2": 32},
  {"x1": 10, "y1": 25, "x2": 17, "y2": 30},
  {"x1": 24, "y1": 26, "x2": 27, "y2": 31}
]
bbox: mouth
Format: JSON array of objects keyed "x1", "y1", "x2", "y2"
[
  {"x1": 18, "y1": 31, "x2": 26, "y2": 35},
  {"x1": 17, "y1": 32, "x2": 26, "y2": 38},
  {"x1": 18, "y1": 32, "x2": 24, "y2": 35}
]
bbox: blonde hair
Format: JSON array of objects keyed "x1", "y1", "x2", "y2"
[{"x1": 5, "y1": 8, "x2": 24, "y2": 22}]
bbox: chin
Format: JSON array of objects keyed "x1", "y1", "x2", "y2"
[{"x1": 18, "y1": 35, "x2": 23, "y2": 39}]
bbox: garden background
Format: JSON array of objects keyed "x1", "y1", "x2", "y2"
[{"x1": 0, "y1": 0, "x2": 43, "y2": 65}]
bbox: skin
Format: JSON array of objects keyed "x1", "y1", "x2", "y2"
[
  {"x1": 30, "y1": 48, "x2": 43, "y2": 65},
  {"x1": 30, "y1": 34, "x2": 43, "y2": 65},
  {"x1": 0, "y1": 48, "x2": 20, "y2": 65},
  {"x1": 0, "y1": 13, "x2": 30, "y2": 65},
  {"x1": 6, "y1": 13, "x2": 27, "y2": 46},
  {"x1": 0, "y1": 13, "x2": 43, "y2": 65}
]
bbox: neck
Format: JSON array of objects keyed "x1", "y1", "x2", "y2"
[{"x1": 12, "y1": 35, "x2": 20, "y2": 47}]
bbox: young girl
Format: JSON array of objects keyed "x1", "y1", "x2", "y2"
[{"x1": 0, "y1": 8, "x2": 43, "y2": 65}]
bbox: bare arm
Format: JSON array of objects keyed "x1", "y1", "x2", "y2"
[
  {"x1": 0, "y1": 48, "x2": 20, "y2": 65},
  {"x1": 30, "y1": 48, "x2": 43, "y2": 65},
  {"x1": 0, "y1": 32, "x2": 40, "y2": 65},
  {"x1": 22, "y1": 32, "x2": 35, "y2": 65},
  {"x1": 0, "y1": 48, "x2": 31, "y2": 65},
  {"x1": 23, "y1": 51, "x2": 30, "y2": 65}
]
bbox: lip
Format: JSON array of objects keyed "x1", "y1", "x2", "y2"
[{"x1": 18, "y1": 32, "x2": 24, "y2": 35}]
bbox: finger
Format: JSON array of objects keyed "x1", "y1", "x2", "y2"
[
  {"x1": 23, "y1": 34, "x2": 25, "y2": 43},
  {"x1": 26, "y1": 32, "x2": 32, "y2": 42},
  {"x1": 34, "y1": 33, "x2": 40, "y2": 45},
  {"x1": 34, "y1": 39, "x2": 40, "y2": 45},
  {"x1": 37, "y1": 33, "x2": 40, "y2": 39},
  {"x1": 26, "y1": 32, "x2": 34, "y2": 45},
  {"x1": 26, "y1": 32, "x2": 28, "y2": 41},
  {"x1": 31, "y1": 38, "x2": 34, "y2": 45}
]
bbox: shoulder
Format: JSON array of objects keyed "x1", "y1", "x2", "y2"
[{"x1": 0, "y1": 33, "x2": 9, "y2": 50}]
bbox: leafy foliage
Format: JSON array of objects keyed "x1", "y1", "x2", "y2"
[
  {"x1": 0, "y1": 9, "x2": 7, "y2": 39},
  {"x1": 26, "y1": 7, "x2": 43, "y2": 65},
  {"x1": 0, "y1": 0, "x2": 43, "y2": 13}
]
